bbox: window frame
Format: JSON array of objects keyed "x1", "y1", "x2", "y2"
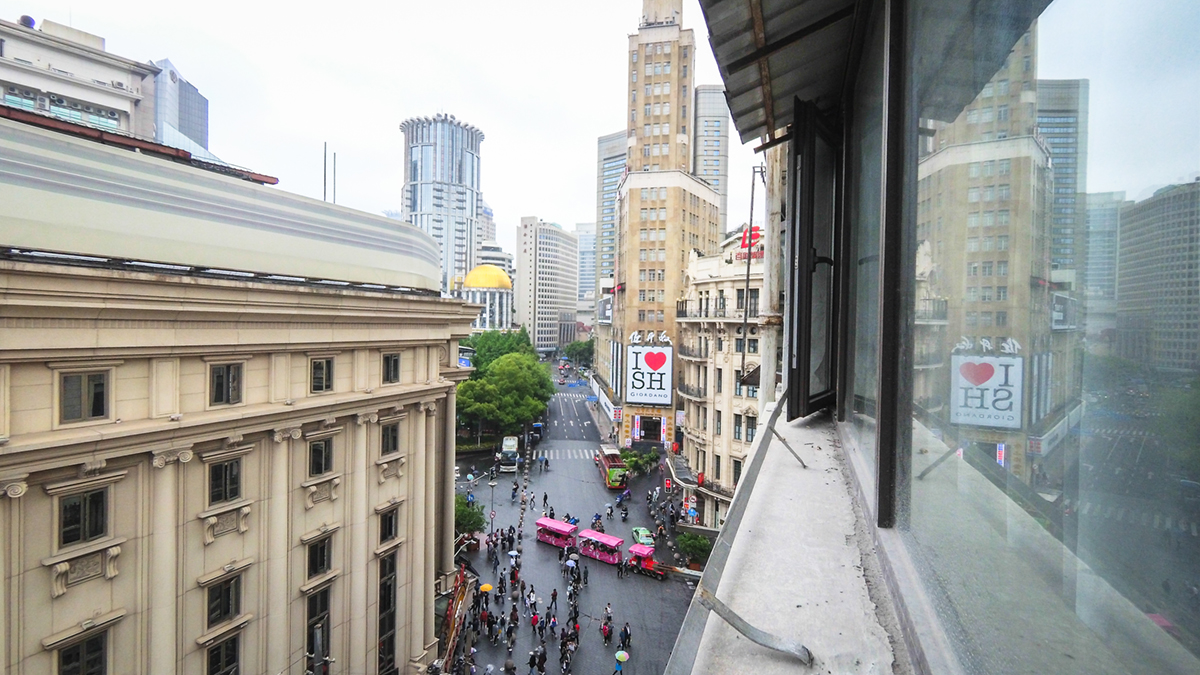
[
  {"x1": 382, "y1": 353, "x2": 401, "y2": 385},
  {"x1": 208, "y1": 458, "x2": 242, "y2": 507},
  {"x1": 59, "y1": 487, "x2": 108, "y2": 549},
  {"x1": 57, "y1": 629, "x2": 107, "y2": 675},
  {"x1": 55, "y1": 366, "x2": 115, "y2": 428},
  {"x1": 309, "y1": 438, "x2": 334, "y2": 478},
  {"x1": 207, "y1": 361, "x2": 244, "y2": 408},
  {"x1": 206, "y1": 574, "x2": 242, "y2": 629},
  {"x1": 310, "y1": 357, "x2": 335, "y2": 394},
  {"x1": 307, "y1": 536, "x2": 333, "y2": 578},
  {"x1": 206, "y1": 634, "x2": 239, "y2": 675}
]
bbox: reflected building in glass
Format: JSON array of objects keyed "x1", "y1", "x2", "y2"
[
  {"x1": 399, "y1": 114, "x2": 485, "y2": 294},
  {"x1": 917, "y1": 24, "x2": 1085, "y2": 485}
]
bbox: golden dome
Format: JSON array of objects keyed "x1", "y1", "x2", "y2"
[{"x1": 462, "y1": 264, "x2": 512, "y2": 289}]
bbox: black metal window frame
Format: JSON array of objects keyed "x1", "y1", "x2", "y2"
[
  {"x1": 207, "y1": 574, "x2": 241, "y2": 628},
  {"x1": 209, "y1": 362, "x2": 242, "y2": 406},
  {"x1": 310, "y1": 357, "x2": 334, "y2": 393},
  {"x1": 379, "y1": 506, "x2": 399, "y2": 544},
  {"x1": 309, "y1": 438, "x2": 334, "y2": 477},
  {"x1": 206, "y1": 634, "x2": 239, "y2": 675},
  {"x1": 60, "y1": 488, "x2": 108, "y2": 547},
  {"x1": 381, "y1": 423, "x2": 400, "y2": 457},
  {"x1": 58, "y1": 630, "x2": 107, "y2": 675},
  {"x1": 307, "y1": 536, "x2": 333, "y2": 578},
  {"x1": 382, "y1": 353, "x2": 401, "y2": 384},
  {"x1": 59, "y1": 370, "x2": 109, "y2": 423},
  {"x1": 209, "y1": 458, "x2": 241, "y2": 506},
  {"x1": 378, "y1": 551, "x2": 399, "y2": 675}
]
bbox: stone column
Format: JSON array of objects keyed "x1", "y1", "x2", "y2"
[
  {"x1": 349, "y1": 413, "x2": 376, "y2": 675},
  {"x1": 424, "y1": 402, "x2": 438, "y2": 648},
  {"x1": 440, "y1": 389, "x2": 457, "y2": 575},
  {"x1": 1, "y1": 474, "x2": 29, "y2": 672},
  {"x1": 150, "y1": 449, "x2": 192, "y2": 675},
  {"x1": 268, "y1": 429, "x2": 300, "y2": 674},
  {"x1": 408, "y1": 404, "x2": 427, "y2": 664}
]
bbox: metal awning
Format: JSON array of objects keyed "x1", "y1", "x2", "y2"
[{"x1": 699, "y1": 0, "x2": 858, "y2": 145}]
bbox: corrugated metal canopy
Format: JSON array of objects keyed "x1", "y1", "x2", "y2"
[{"x1": 700, "y1": 0, "x2": 857, "y2": 145}]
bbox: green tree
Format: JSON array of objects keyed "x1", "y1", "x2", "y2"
[
  {"x1": 1163, "y1": 378, "x2": 1200, "y2": 477},
  {"x1": 455, "y1": 493, "x2": 486, "y2": 535},
  {"x1": 677, "y1": 532, "x2": 713, "y2": 565},
  {"x1": 564, "y1": 337, "x2": 595, "y2": 368},
  {"x1": 484, "y1": 352, "x2": 554, "y2": 433},
  {"x1": 465, "y1": 329, "x2": 536, "y2": 377},
  {"x1": 457, "y1": 378, "x2": 504, "y2": 439}
]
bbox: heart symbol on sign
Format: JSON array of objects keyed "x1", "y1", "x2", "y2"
[
  {"x1": 643, "y1": 352, "x2": 667, "y2": 371},
  {"x1": 959, "y1": 362, "x2": 995, "y2": 387}
]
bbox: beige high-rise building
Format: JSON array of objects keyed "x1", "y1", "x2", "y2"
[
  {"x1": 593, "y1": 0, "x2": 720, "y2": 449},
  {"x1": 0, "y1": 114, "x2": 477, "y2": 675},
  {"x1": 516, "y1": 217, "x2": 578, "y2": 354}
]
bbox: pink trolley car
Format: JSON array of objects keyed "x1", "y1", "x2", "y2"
[
  {"x1": 535, "y1": 517, "x2": 578, "y2": 549},
  {"x1": 578, "y1": 529, "x2": 625, "y2": 565}
]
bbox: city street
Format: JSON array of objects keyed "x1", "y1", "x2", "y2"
[{"x1": 455, "y1": 380, "x2": 694, "y2": 674}]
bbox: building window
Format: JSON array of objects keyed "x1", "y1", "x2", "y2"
[
  {"x1": 310, "y1": 358, "x2": 334, "y2": 393},
  {"x1": 209, "y1": 459, "x2": 241, "y2": 506},
  {"x1": 308, "y1": 536, "x2": 332, "y2": 578},
  {"x1": 733, "y1": 414, "x2": 742, "y2": 440},
  {"x1": 207, "y1": 575, "x2": 241, "y2": 628},
  {"x1": 309, "y1": 439, "x2": 334, "y2": 477},
  {"x1": 307, "y1": 587, "x2": 332, "y2": 674},
  {"x1": 383, "y1": 353, "x2": 401, "y2": 384},
  {"x1": 209, "y1": 363, "x2": 243, "y2": 406},
  {"x1": 380, "y1": 507, "x2": 399, "y2": 544},
  {"x1": 207, "y1": 635, "x2": 239, "y2": 675},
  {"x1": 714, "y1": 455, "x2": 722, "y2": 481},
  {"x1": 746, "y1": 416, "x2": 757, "y2": 442},
  {"x1": 378, "y1": 552, "x2": 399, "y2": 674},
  {"x1": 748, "y1": 339, "x2": 759, "y2": 354},
  {"x1": 60, "y1": 371, "x2": 109, "y2": 424},
  {"x1": 381, "y1": 423, "x2": 400, "y2": 457},
  {"x1": 715, "y1": 410, "x2": 722, "y2": 435},
  {"x1": 58, "y1": 631, "x2": 106, "y2": 675},
  {"x1": 735, "y1": 338, "x2": 745, "y2": 353},
  {"x1": 716, "y1": 368, "x2": 722, "y2": 393},
  {"x1": 60, "y1": 489, "x2": 107, "y2": 547}
]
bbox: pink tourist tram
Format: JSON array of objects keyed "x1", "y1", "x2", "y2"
[
  {"x1": 535, "y1": 517, "x2": 578, "y2": 548},
  {"x1": 578, "y1": 529, "x2": 624, "y2": 565},
  {"x1": 627, "y1": 543, "x2": 667, "y2": 580}
]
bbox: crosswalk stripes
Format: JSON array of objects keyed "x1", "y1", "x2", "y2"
[
  {"x1": 534, "y1": 448, "x2": 594, "y2": 460},
  {"x1": 1077, "y1": 500, "x2": 1199, "y2": 536},
  {"x1": 554, "y1": 392, "x2": 590, "y2": 401},
  {"x1": 1085, "y1": 427, "x2": 1157, "y2": 437}
]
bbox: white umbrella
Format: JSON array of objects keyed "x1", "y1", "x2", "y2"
[
  {"x1": 508, "y1": 550, "x2": 518, "y2": 557},
  {"x1": 565, "y1": 560, "x2": 576, "y2": 568},
  {"x1": 569, "y1": 553, "x2": 580, "y2": 561}
]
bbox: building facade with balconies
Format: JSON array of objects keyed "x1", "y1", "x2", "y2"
[{"x1": 672, "y1": 230, "x2": 764, "y2": 528}]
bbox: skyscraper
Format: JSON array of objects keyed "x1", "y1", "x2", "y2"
[
  {"x1": 517, "y1": 217, "x2": 578, "y2": 354},
  {"x1": 1116, "y1": 181, "x2": 1200, "y2": 370},
  {"x1": 399, "y1": 114, "x2": 485, "y2": 293},
  {"x1": 575, "y1": 222, "x2": 597, "y2": 301},
  {"x1": 596, "y1": 130, "x2": 627, "y2": 290},
  {"x1": 1085, "y1": 191, "x2": 1128, "y2": 344},
  {"x1": 693, "y1": 84, "x2": 730, "y2": 232},
  {"x1": 593, "y1": 0, "x2": 721, "y2": 450},
  {"x1": 1036, "y1": 79, "x2": 1089, "y2": 290},
  {"x1": 152, "y1": 58, "x2": 219, "y2": 163},
  {"x1": 477, "y1": 200, "x2": 496, "y2": 243}
]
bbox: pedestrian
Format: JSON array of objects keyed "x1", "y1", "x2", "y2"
[
  {"x1": 600, "y1": 621, "x2": 611, "y2": 646},
  {"x1": 620, "y1": 622, "x2": 631, "y2": 650},
  {"x1": 528, "y1": 650, "x2": 538, "y2": 675},
  {"x1": 537, "y1": 646, "x2": 548, "y2": 674},
  {"x1": 550, "y1": 588, "x2": 558, "y2": 611},
  {"x1": 531, "y1": 611, "x2": 540, "y2": 633},
  {"x1": 538, "y1": 615, "x2": 547, "y2": 639},
  {"x1": 616, "y1": 560, "x2": 624, "y2": 579},
  {"x1": 549, "y1": 614, "x2": 558, "y2": 639},
  {"x1": 543, "y1": 492, "x2": 549, "y2": 509},
  {"x1": 549, "y1": 506, "x2": 555, "y2": 519},
  {"x1": 558, "y1": 548, "x2": 565, "y2": 563},
  {"x1": 493, "y1": 556, "x2": 500, "y2": 574},
  {"x1": 583, "y1": 566, "x2": 589, "y2": 586},
  {"x1": 612, "y1": 655, "x2": 624, "y2": 675},
  {"x1": 604, "y1": 603, "x2": 613, "y2": 623}
]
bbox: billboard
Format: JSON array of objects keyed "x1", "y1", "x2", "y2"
[
  {"x1": 598, "y1": 296, "x2": 613, "y2": 325},
  {"x1": 950, "y1": 355, "x2": 1024, "y2": 429},
  {"x1": 625, "y1": 345, "x2": 674, "y2": 406},
  {"x1": 1051, "y1": 293, "x2": 1078, "y2": 331}
]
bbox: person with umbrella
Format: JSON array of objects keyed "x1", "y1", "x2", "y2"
[{"x1": 613, "y1": 650, "x2": 630, "y2": 674}]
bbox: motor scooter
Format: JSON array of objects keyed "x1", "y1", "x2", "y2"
[{"x1": 620, "y1": 507, "x2": 628, "y2": 522}]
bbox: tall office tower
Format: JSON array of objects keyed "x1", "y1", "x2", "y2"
[
  {"x1": 1037, "y1": 80, "x2": 1089, "y2": 290},
  {"x1": 593, "y1": 0, "x2": 721, "y2": 450},
  {"x1": 152, "y1": 59, "x2": 209, "y2": 154},
  {"x1": 476, "y1": 240, "x2": 515, "y2": 278},
  {"x1": 693, "y1": 84, "x2": 730, "y2": 231},
  {"x1": 627, "y1": 0, "x2": 694, "y2": 174},
  {"x1": 1085, "y1": 191, "x2": 1128, "y2": 344},
  {"x1": 917, "y1": 24, "x2": 1084, "y2": 483},
  {"x1": 596, "y1": 130, "x2": 627, "y2": 290},
  {"x1": 399, "y1": 114, "x2": 485, "y2": 293},
  {"x1": 517, "y1": 217, "x2": 579, "y2": 354},
  {"x1": 478, "y1": 200, "x2": 496, "y2": 243},
  {"x1": 576, "y1": 223, "x2": 597, "y2": 301},
  {"x1": 1116, "y1": 181, "x2": 1200, "y2": 371}
]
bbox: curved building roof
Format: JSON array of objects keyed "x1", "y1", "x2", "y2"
[{"x1": 462, "y1": 264, "x2": 512, "y2": 289}]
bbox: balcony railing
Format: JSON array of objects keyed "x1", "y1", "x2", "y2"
[
  {"x1": 915, "y1": 298, "x2": 948, "y2": 323},
  {"x1": 679, "y1": 344, "x2": 709, "y2": 359},
  {"x1": 678, "y1": 383, "x2": 707, "y2": 399}
]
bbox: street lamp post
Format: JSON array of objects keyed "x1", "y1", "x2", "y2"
[{"x1": 488, "y1": 480, "x2": 497, "y2": 533}]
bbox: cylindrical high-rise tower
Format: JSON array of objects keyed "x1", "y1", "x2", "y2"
[{"x1": 399, "y1": 114, "x2": 485, "y2": 293}]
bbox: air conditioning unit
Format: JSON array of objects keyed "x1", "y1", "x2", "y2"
[
  {"x1": 107, "y1": 110, "x2": 117, "y2": 118},
  {"x1": 112, "y1": 81, "x2": 125, "y2": 89}
]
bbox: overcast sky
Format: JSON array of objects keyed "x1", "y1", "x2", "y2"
[
  {"x1": 13, "y1": 0, "x2": 760, "y2": 255},
  {"x1": 13, "y1": 0, "x2": 1197, "y2": 251}
]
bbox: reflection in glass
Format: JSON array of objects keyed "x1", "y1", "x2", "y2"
[{"x1": 904, "y1": 0, "x2": 1200, "y2": 672}]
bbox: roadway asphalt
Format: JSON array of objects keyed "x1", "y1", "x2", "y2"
[{"x1": 455, "y1": 379, "x2": 694, "y2": 674}]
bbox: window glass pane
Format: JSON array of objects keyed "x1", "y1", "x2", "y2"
[
  {"x1": 87, "y1": 373, "x2": 106, "y2": 418},
  {"x1": 903, "y1": 2, "x2": 1200, "y2": 673}
]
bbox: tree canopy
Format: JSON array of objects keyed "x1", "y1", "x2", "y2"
[
  {"x1": 457, "y1": 352, "x2": 553, "y2": 435},
  {"x1": 461, "y1": 328, "x2": 535, "y2": 376},
  {"x1": 455, "y1": 493, "x2": 486, "y2": 535},
  {"x1": 563, "y1": 337, "x2": 595, "y2": 368}
]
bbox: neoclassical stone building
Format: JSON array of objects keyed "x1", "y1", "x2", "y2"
[{"x1": 0, "y1": 115, "x2": 478, "y2": 674}]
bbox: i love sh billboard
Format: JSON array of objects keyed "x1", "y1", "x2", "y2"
[
  {"x1": 626, "y1": 345, "x2": 673, "y2": 406},
  {"x1": 950, "y1": 355, "x2": 1023, "y2": 429}
]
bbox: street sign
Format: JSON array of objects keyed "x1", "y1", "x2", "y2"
[
  {"x1": 665, "y1": 478, "x2": 673, "y2": 490},
  {"x1": 586, "y1": 395, "x2": 598, "y2": 402},
  {"x1": 687, "y1": 495, "x2": 696, "y2": 508},
  {"x1": 490, "y1": 510, "x2": 496, "y2": 520},
  {"x1": 688, "y1": 508, "x2": 697, "y2": 518},
  {"x1": 624, "y1": 438, "x2": 632, "y2": 448}
]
